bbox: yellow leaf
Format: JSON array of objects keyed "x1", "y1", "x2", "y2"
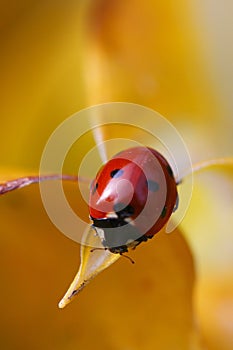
[
  {"x1": 0, "y1": 183, "x2": 198, "y2": 349},
  {"x1": 58, "y1": 225, "x2": 120, "y2": 308}
]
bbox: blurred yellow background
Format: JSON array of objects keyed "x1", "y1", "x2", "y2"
[{"x1": 0, "y1": 1, "x2": 233, "y2": 349}]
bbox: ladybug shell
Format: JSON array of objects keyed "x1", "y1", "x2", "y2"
[{"x1": 89, "y1": 147, "x2": 178, "y2": 239}]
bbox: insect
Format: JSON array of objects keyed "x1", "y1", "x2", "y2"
[
  {"x1": 89, "y1": 147, "x2": 178, "y2": 257},
  {"x1": 0, "y1": 147, "x2": 178, "y2": 260}
]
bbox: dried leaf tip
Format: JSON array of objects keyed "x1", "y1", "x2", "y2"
[{"x1": 58, "y1": 226, "x2": 120, "y2": 308}]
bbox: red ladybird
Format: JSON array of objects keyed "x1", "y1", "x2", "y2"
[
  {"x1": 89, "y1": 147, "x2": 178, "y2": 255},
  {"x1": 0, "y1": 146, "x2": 178, "y2": 257}
]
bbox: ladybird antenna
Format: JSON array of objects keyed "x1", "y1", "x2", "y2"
[
  {"x1": 90, "y1": 248, "x2": 135, "y2": 264},
  {"x1": 120, "y1": 253, "x2": 135, "y2": 264}
]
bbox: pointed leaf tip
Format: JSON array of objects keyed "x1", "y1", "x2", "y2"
[{"x1": 58, "y1": 225, "x2": 120, "y2": 308}]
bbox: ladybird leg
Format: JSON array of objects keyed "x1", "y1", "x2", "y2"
[
  {"x1": 120, "y1": 253, "x2": 135, "y2": 264},
  {"x1": 131, "y1": 235, "x2": 149, "y2": 250},
  {"x1": 90, "y1": 247, "x2": 107, "y2": 253},
  {"x1": 0, "y1": 174, "x2": 90, "y2": 195},
  {"x1": 131, "y1": 240, "x2": 142, "y2": 250}
]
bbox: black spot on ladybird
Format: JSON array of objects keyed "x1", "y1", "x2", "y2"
[
  {"x1": 110, "y1": 169, "x2": 124, "y2": 178},
  {"x1": 92, "y1": 182, "x2": 98, "y2": 195},
  {"x1": 147, "y1": 179, "x2": 159, "y2": 192},
  {"x1": 166, "y1": 164, "x2": 174, "y2": 178},
  {"x1": 173, "y1": 194, "x2": 179, "y2": 212},
  {"x1": 161, "y1": 206, "x2": 167, "y2": 218}
]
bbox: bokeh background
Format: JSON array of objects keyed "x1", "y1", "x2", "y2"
[{"x1": 0, "y1": 1, "x2": 233, "y2": 349}]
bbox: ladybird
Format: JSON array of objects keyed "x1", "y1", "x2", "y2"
[
  {"x1": 89, "y1": 147, "x2": 178, "y2": 255},
  {"x1": 0, "y1": 147, "x2": 178, "y2": 259}
]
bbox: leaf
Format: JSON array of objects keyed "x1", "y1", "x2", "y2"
[
  {"x1": 58, "y1": 225, "x2": 120, "y2": 308},
  {"x1": 0, "y1": 176, "x2": 199, "y2": 349}
]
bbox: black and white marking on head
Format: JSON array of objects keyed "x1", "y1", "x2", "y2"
[{"x1": 113, "y1": 203, "x2": 135, "y2": 218}]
